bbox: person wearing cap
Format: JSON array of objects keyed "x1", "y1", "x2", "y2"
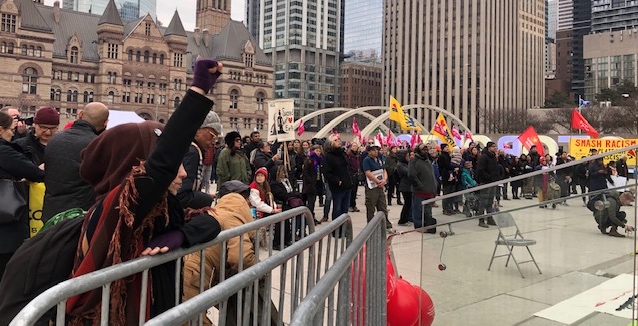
[
  {"x1": 249, "y1": 167, "x2": 281, "y2": 217},
  {"x1": 182, "y1": 180, "x2": 280, "y2": 325},
  {"x1": 475, "y1": 141, "x2": 500, "y2": 228},
  {"x1": 62, "y1": 59, "x2": 224, "y2": 322},
  {"x1": 362, "y1": 142, "x2": 393, "y2": 230},
  {"x1": 12, "y1": 106, "x2": 60, "y2": 165},
  {"x1": 176, "y1": 111, "x2": 222, "y2": 209},
  {"x1": 41, "y1": 102, "x2": 110, "y2": 222},
  {"x1": 217, "y1": 130, "x2": 252, "y2": 185}
]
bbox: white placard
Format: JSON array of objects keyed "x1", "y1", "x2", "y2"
[
  {"x1": 366, "y1": 169, "x2": 384, "y2": 189},
  {"x1": 607, "y1": 175, "x2": 627, "y2": 189},
  {"x1": 267, "y1": 99, "x2": 296, "y2": 142}
]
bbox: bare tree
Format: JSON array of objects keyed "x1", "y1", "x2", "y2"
[{"x1": 478, "y1": 107, "x2": 553, "y2": 134}]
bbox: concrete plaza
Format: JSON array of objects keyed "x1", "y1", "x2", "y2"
[{"x1": 337, "y1": 186, "x2": 637, "y2": 326}]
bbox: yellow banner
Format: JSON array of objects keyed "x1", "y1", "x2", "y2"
[
  {"x1": 569, "y1": 138, "x2": 638, "y2": 165},
  {"x1": 29, "y1": 182, "x2": 45, "y2": 237},
  {"x1": 389, "y1": 96, "x2": 422, "y2": 131},
  {"x1": 431, "y1": 113, "x2": 456, "y2": 148}
]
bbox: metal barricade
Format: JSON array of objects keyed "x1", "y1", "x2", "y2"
[
  {"x1": 290, "y1": 213, "x2": 387, "y2": 326},
  {"x1": 145, "y1": 213, "x2": 355, "y2": 326},
  {"x1": 10, "y1": 206, "x2": 318, "y2": 326}
]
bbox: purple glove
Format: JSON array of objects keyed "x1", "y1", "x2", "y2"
[
  {"x1": 147, "y1": 230, "x2": 185, "y2": 251},
  {"x1": 192, "y1": 59, "x2": 222, "y2": 94}
]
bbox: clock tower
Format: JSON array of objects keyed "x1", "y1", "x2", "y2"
[{"x1": 196, "y1": 0, "x2": 231, "y2": 34}]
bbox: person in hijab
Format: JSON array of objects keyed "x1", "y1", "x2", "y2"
[{"x1": 65, "y1": 59, "x2": 224, "y2": 324}]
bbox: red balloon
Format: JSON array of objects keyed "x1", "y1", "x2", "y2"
[
  {"x1": 386, "y1": 250, "x2": 397, "y2": 297},
  {"x1": 412, "y1": 285, "x2": 435, "y2": 326},
  {"x1": 387, "y1": 278, "x2": 419, "y2": 326}
]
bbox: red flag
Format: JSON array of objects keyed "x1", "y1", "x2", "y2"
[
  {"x1": 465, "y1": 130, "x2": 473, "y2": 142},
  {"x1": 452, "y1": 125, "x2": 462, "y2": 140},
  {"x1": 571, "y1": 109, "x2": 599, "y2": 138},
  {"x1": 352, "y1": 118, "x2": 361, "y2": 136},
  {"x1": 503, "y1": 142, "x2": 513, "y2": 149},
  {"x1": 297, "y1": 119, "x2": 305, "y2": 136},
  {"x1": 517, "y1": 126, "x2": 545, "y2": 156},
  {"x1": 376, "y1": 131, "x2": 384, "y2": 145},
  {"x1": 386, "y1": 130, "x2": 394, "y2": 146}
]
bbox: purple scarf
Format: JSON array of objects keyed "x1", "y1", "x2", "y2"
[{"x1": 309, "y1": 152, "x2": 322, "y2": 174}]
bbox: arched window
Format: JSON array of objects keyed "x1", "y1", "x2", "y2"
[
  {"x1": 21, "y1": 44, "x2": 27, "y2": 55},
  {"x1": 66, "y1": 90, "x2": 72, "y2": 102},
  {"x1": 107, "y1": 72, "x2": 112, "y2": 84},
  {"x1": 70, "y1": 46, "x2": 78, "y2": 63},
  {"x1": 22, "y1": 68, "x2": 38, "y2": 94},
  {"x1": 0, "y1": 42, "x2": 6, "y2": 53},
  {"x1": 159, "y1": 54, "x2": 164, "y2": 65},
  {"x1": 136, "y1": 51, "x2": 141, "y2": 62},
  {"x1": 229, "y1": 89, "x2": 239, "y2": 109},
  {"x1": 7, "y1": 42, "x2": 13, "y2": 54},
  {"x1": 143, "y1": 51, "x2": 149, "y2": 63},
  {"x1": 83, "y1": 91, "x2": 89, "y2": 102},
  {"x1": 256, "y1": 92, "x2": 265, "y2": 111},
  {"x1": 27, "y1": 45, "x2": 34, "y2": 56},
  {"x1": 174, "y1": 96, "x2": 180, "y2": 108},
  {"x1": 107, "y1": 91, "x2": 114, "y2": 104},
  {"x1": 128, "y1": 50, "x2": 133, "y2": 60},
  {"x1": 55, "y1": 89, "x2": 61, "y2": 101},
  {"x1": 50, "y1": 88, "x2": 56, "y2": 101},
  {"x1": 112, "y1": 72, "x2": 117, "y2": 84},
  {"x1": 88, "y1": 91, "x2": 94, "y2": 102},
  {"x1": 35, "y1": 46, "x2": 41, "y2": 57},
  {"x1": 72, "y1": 90, "x2": 78, "y2": 102},
  {"x1": 152, "y1": 53, "x2": 157, "y2": 64}
]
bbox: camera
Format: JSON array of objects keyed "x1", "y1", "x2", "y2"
[{"x1": 17, "y1": 116, "x2": 34, "y2": 126}]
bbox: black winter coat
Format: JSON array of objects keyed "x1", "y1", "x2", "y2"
[
  {"x1": 438, "y1": 151, "x2": 455, "y2": 185},
  {"x1": 41, "y1": 120, "x2": 99, "y2": 222},
  {"x1": 176, "y1": 143, "x2": 214, "y2": 210},
  {"x1": 253, "y1": 150, "x2": 276, "y2": 172},
  {"x1": 323, "y1": 147, "x2": 354, "y2": 192},
  {"x1": 301, "y1": 157, "x2": 318, "y2": 195},
  {"x1": 476, "y1": 149, "x2": 500, "y2": 185},
  {"x1": 0, "y1": 139, "x2": 45, "y2": 254},
  {"x1": 12, "y1": 131, "x2": 46, "y2": 165}
]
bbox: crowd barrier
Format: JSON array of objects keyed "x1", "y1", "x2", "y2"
[{"x1": 10, "y1": 206, "x2": 319, "y2": 326}]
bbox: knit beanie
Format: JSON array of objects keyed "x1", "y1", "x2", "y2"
[
  {"x1": 200, "y1": 111, "x2": 222, "y2": 135},
  {"x1": 34, "y1": 107, "x2": 60, "y2": 125},
  {"x1": 255, "y1": 167, "x2": 268, "y2": 179},
  {"x1": 224, "y1": 131, "x2": 241, "y2": 147}
]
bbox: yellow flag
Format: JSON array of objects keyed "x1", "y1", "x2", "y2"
[
  {"x1": 389, "y1": 96, "x2": 422, "y2": 131},
  {"x1": 431, "y1": 113, "x2": 456, "y2": 148}
]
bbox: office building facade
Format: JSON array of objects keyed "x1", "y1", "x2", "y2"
[
  {"x1": 571, "y1": 0, "x2": 592, "y2": 98},
  {"x1": 592, "y1": 0, "x2": 638, "y2": 32},
  {"x1": 246, "y1": 0, "x2": 345, "y2": 124},
  {"x1": 584, "y1": 31, "x2": 638, "y2": 100},
  {"x1": 343, "y1": 0, "x2": 382, "y2": 63},
  {"x1": 558, "y1": 0, "x2": 573, "y2": 31},
  {"x1": 62, "y1": 0, "x2": 156, "y2": 20},
  {"x1": 383, "y1": 1, "x2": 545, "y2": 133}
]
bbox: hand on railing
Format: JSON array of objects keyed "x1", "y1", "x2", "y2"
[{"x1": 142, "y1": 230, "x2": 185, "y2": 256}]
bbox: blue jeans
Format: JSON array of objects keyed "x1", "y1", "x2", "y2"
[
  {"x1": 412, "y1": 194, "x2": 433, "y2": 229},
  {"x1": 331, "y1": 189, "x2": 351, "y2": 220},
  {"x1": 323, "y1": 182, "x2": 333, "y2": 218}
]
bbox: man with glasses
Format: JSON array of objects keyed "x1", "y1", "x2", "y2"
[
  {"x1": 13, "y1": 107, "x2": 59, "y2": 165},
  {"x1": 177, "y1": 111, "x2": 222, "y2": 209},
  {"x1": 217, "y1": 130, "x2": 252, "y2": 185}
]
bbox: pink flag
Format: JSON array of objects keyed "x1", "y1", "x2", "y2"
[
  {"x1": 376, "y1": 131, "x2": 384, "y2": 145},
  {"x1": 452, "y1": 125, "x2": 462, "y2": 140},
  {"x1": 410, "y1": 131, "x2": 418, "y2": 149},
  {"x1": 465, "y1": 130, "x2": 473, "y2": 142},
  {"x1": 297, "y1": 119, "x2": 305, "y2": 136},
  {"x1": 386, "y1": 130, "x2": 394, "y2": 146},
  {"x1": 352, "y1": 118, "x2": 361, "y2": 136}
]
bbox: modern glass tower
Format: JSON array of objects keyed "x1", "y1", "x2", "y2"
[
  {"x1": 63, "y1": 0, "x2": 156, "y2": 20},
  {"x1": 246, "y1": 0, "x2": 345, "y2": 123},
  {"x1": 343, "y1": 0, "x2": 382, "y2": 63}
]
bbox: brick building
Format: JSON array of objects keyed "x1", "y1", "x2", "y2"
[{"x1": 0, "y1": 0, "x2": 273, "y2": 135}]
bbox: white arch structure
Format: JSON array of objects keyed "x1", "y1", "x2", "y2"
[
  {"x1": 299, "y1": 105, "x2": 471, "y2": 139},
  {"x1": 293, "y1": 107, "x2": 390, "y2": 134}
]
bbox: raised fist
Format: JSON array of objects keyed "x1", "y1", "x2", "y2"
[{"x1": 192, "y1": 59, "x2": 222, "y2": 94}]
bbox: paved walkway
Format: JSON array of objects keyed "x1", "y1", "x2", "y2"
[{"x1": 336, "y1": 187, "x2": 636, "y2": 326}]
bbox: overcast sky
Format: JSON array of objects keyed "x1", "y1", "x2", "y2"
[{"x1": 43, "y1": 0, "x2": 246, "y2": 31}]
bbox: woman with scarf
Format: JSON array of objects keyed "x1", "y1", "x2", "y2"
[
  {"x1": 303, "y1": 145, "x2": 323, "y2": 225},
  {"x1": 65, "y1": 59, "x2": 224, "y2": 324},
  {"x1": 249, "y1": 167, "x2": 280, "y2": 217}
]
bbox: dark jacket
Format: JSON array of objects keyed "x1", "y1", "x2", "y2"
[
  {"x1": 301, "y1": 157, "x2": 318, "y2": 195},
  {"x1": 323, "y1": 147, "x2": 354, "y2": 193},
  {"x1": 41, "y1": 120, "x2": 99, "y2": 222},
  {"x1": 253, "y1": 150, "x2": 276, "y2": 172},
  {"x1": 475, "y1": 149, "x2": 500, "y2": 185},
  {"x1": 243, "y1": 141, "x2": 259, "y2": 158},
  {"x1": 617, "y1": 159, "x2": 629, "y2": 177},
  {"x1": 346, "y1": 149, "x2": 361, "y2": 174},
  {"x1": 12, "y1": 131, "x2": 46, "y2": 165},
  {"x1": 574, "y1": 163, "x2": 588, "y2": 185},
  {"x1": 588, "y1": 160, "x2": 609, "y2": 192},
  {"x1": 0, "y1": 139, "x2": 45, "y2": 255},
  {"x1": 555, "y1": 157, "x2": 572, "y2": 178},
  {"x1": 385, "y1": 152, "x2": 398, "y2": 175},
  {"x1": 437, "y1": 151, "x2": 454, "y2": 185},
  {"x1": 408, "y1": 153, "x2": 437, "y2": 195},
  {"x1": 176, "y1": 143, "x2": 214, "y2": 210},
  {"x1": 396, "y1": 153, "x2": 411, "y2": 193}
]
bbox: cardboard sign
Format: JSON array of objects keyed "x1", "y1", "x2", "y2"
[
  {"x1": 267, "y1": 99, "x2": 296, "y2": 142},
  {"x1": 569, "y1": 138, "x2": 637, "y2": 165}
]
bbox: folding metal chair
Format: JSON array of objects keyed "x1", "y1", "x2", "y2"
[{"x1": 487, "y1": 212, "x2": 542, "y2": 278}]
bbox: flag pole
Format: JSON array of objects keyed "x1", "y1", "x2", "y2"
[{"x1": 577, "y1": 95, "x2": 582, "y2": 135}]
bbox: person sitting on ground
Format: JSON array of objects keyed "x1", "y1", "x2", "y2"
[
  {"x1": 249, "y1": 167, "x2": 281, "y2": 218},
  {"x1": 182, "y1": 180, "x2": 279, "y2": 326},
  {"x1": 593, "y1": 191, "x2": 635, "y2": 237},
  {"x1": 65, "y1": 59, "x2": 224, "y2": 323}
]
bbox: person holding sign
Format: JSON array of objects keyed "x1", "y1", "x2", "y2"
[{"x1": 362, "y1": 142, "x2": 393, "y2": 230}]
